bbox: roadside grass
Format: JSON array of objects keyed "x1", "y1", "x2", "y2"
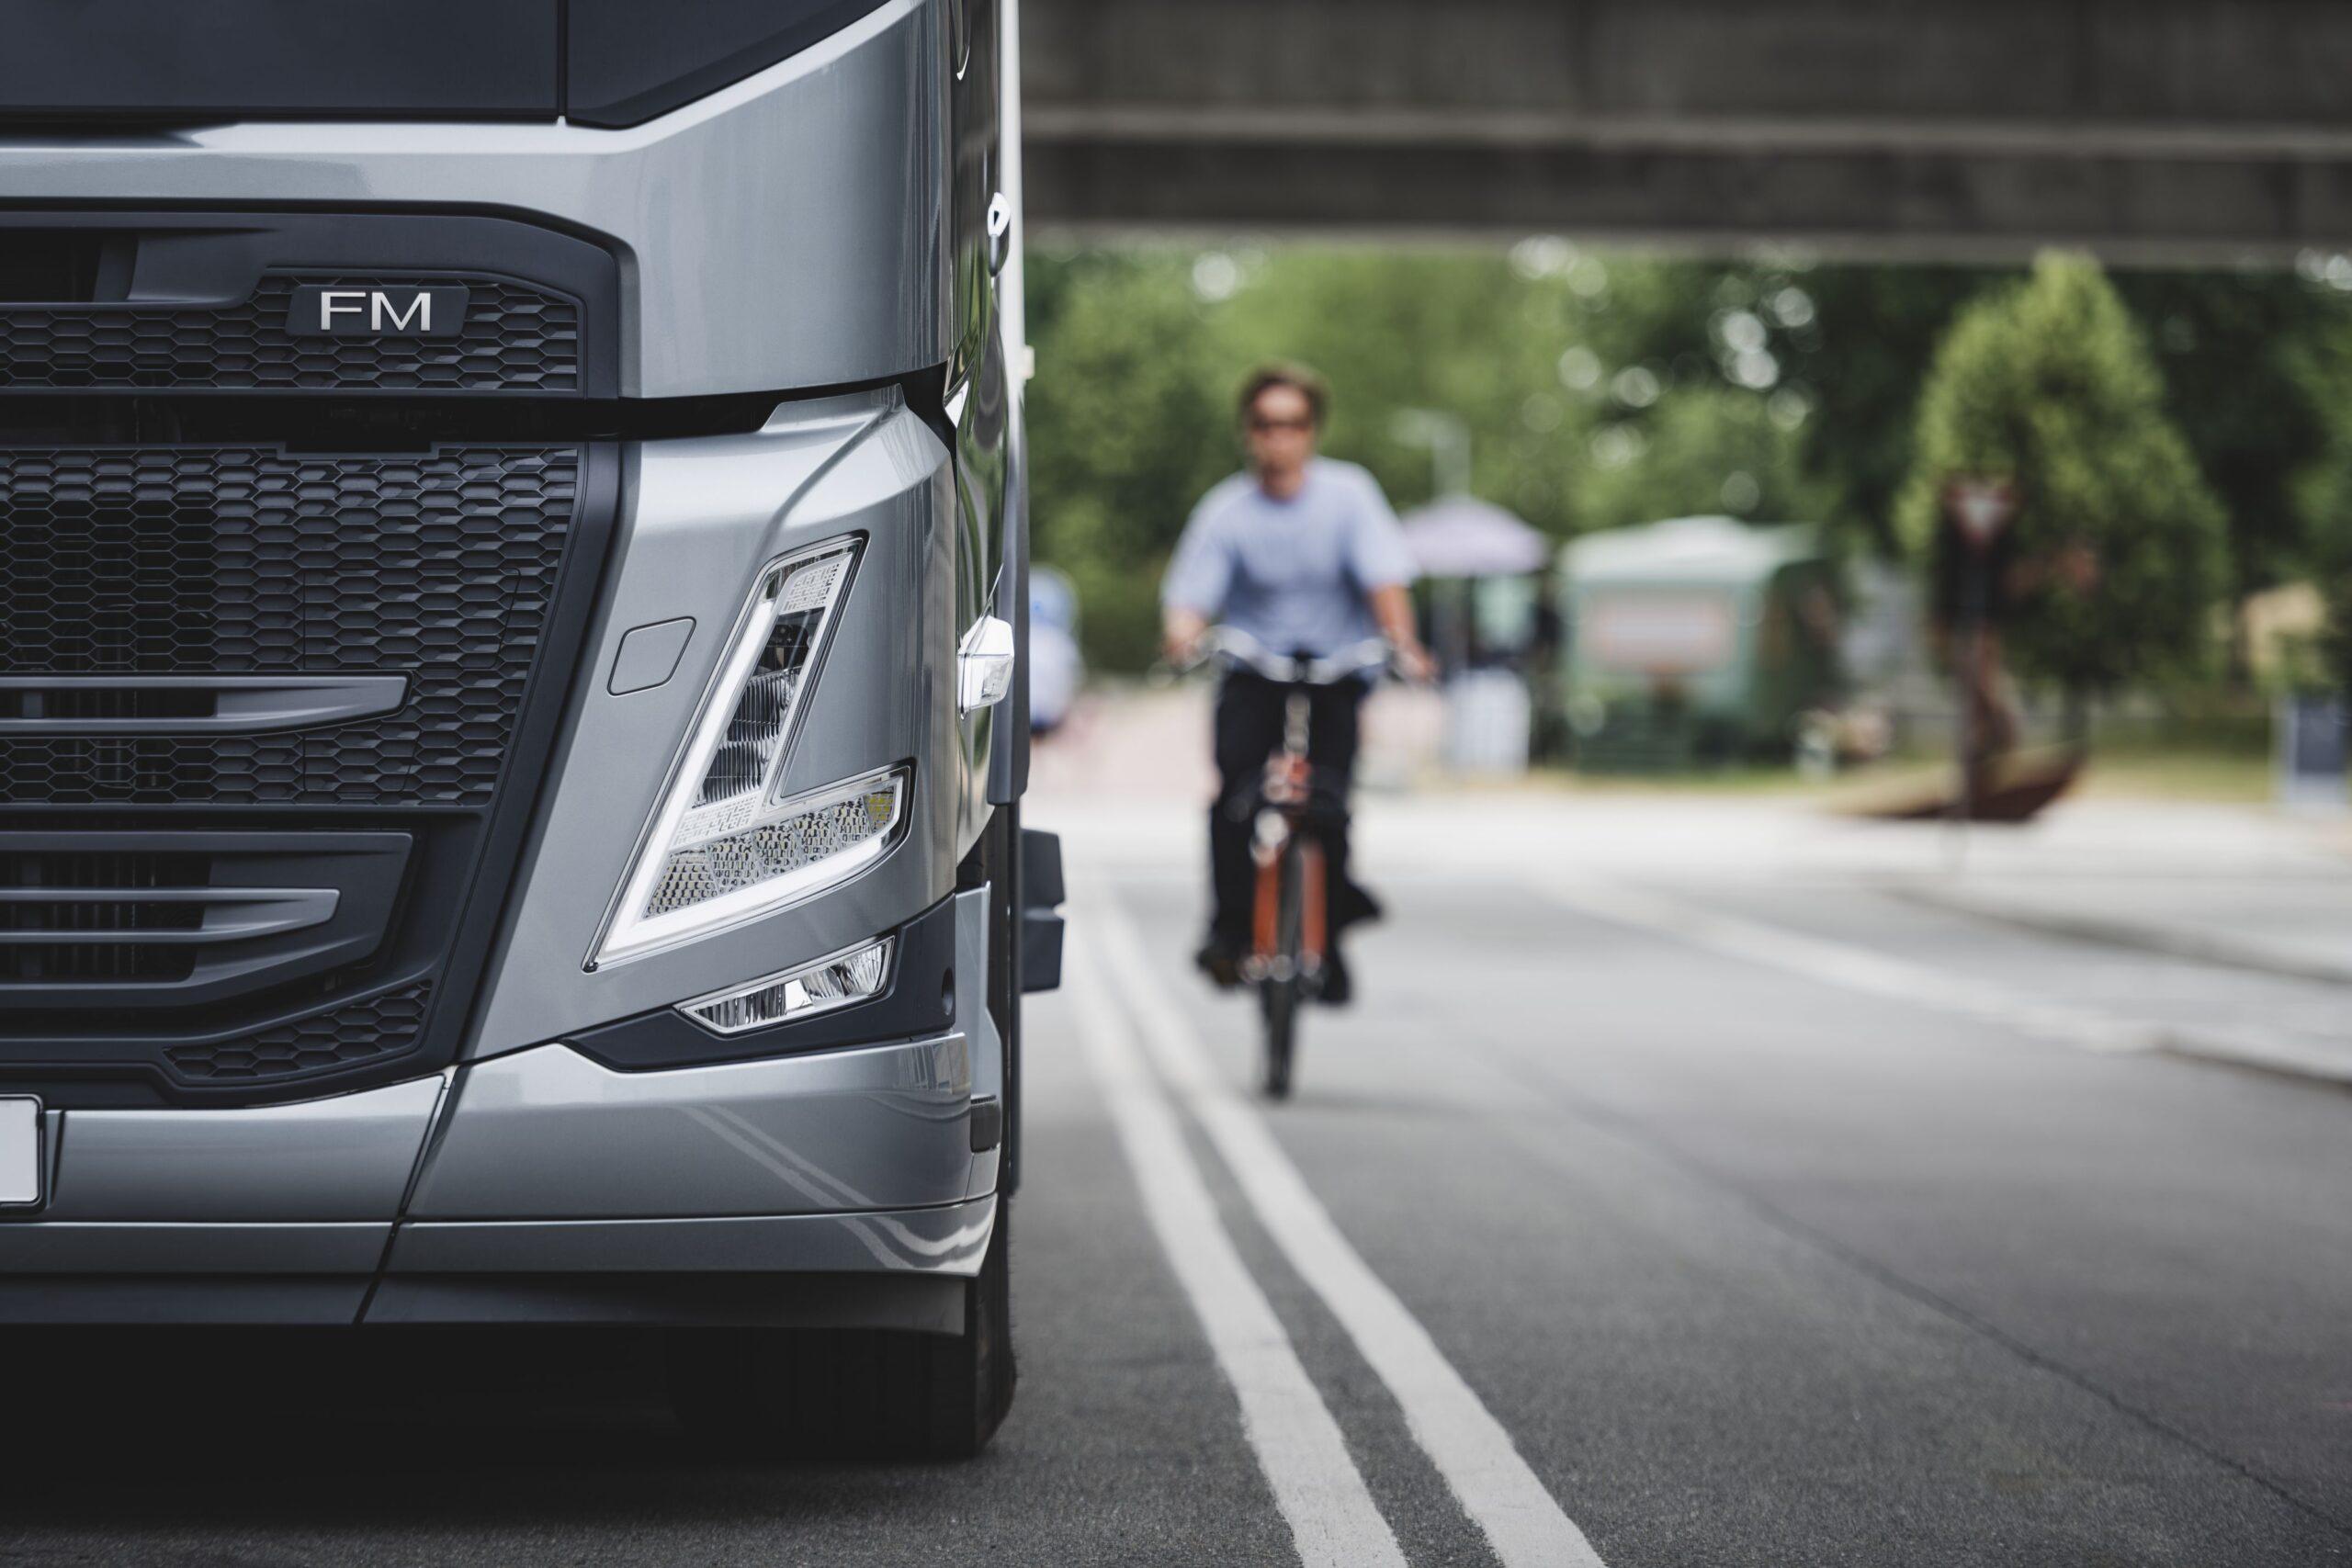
[
  {"x1": 1503, "y1": 699, "x2": 2287, "y2": 805},
  {"x1": 2071, "y1": 746, "x2": 2274, "y2": 803},
  {"x1": 1510, "y1": 742, "x2": 2279, "y2": 805}
]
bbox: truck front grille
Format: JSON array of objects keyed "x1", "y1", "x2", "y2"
[
  {"x1": 0, "y1": 435, "x2": 611, "y2": 1103},
  {"x1": 0, "y1": 446, "x2": 578, "y2": 806}
]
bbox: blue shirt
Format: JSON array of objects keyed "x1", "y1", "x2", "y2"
[{"x1": 1161, "y1": 459, "x2": 1417, "y2": 658}]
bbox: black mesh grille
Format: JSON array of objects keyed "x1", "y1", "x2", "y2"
[
  {"x1": 165, "y1": 982, "x2": 433, "y2": 1082},
  {"x1": 0, "y1": 446, "x2": 580, "y2": 805},
  {"x1": 0, "y1": 931, "x2": 198, "y2": 984},
  {"x1": 0, "y1": 850, "x2": 206, "y2": 888},
  {"x1": 0, "y1": 848, "x2": 207, "y2": 982},
  {"x1": 5, "y1": 687, "x2": 212, "y2": 722},
  {"x1": 0, "y1": 274, "x2": 580, "y2": 394}
]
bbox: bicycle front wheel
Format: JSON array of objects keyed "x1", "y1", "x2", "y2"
[
  {"x1": 1261, "y1": 977, "x2": 1296, "y2": 1099},
  {"x1": 1259, "y1": 839, "x2": 1309, "y2": 1100}
]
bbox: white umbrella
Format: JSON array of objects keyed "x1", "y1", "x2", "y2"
[{"x1": 1400, "y1": 497, "x2": 1549, "y2": 579}]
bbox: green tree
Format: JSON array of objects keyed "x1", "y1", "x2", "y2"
[
  {"x1": 2314, "y1": 509, "x2": 2352, "y2": 697},
  {"x1": 1027, "y1": 244, "x2": 1617, "y2": 668},
  {"x1": 2111, "y1": 268, "x2": 2344, "y2": 624},
  {"x1": 1778, "y1": 266, "x2": 2003, "y2": 548},
  {"x1": 1025, "y1": 241, "x2": 2344, "y2": 677},
  {"x1": 2307, "y1": 495, "x2": 2352, "y2": 694},
  {"x1": 1579, "y1": 256, "x2": 2002, "y2": 551},
  {"x1": 1582, "y1": 256, "x2": 2351, "y2": 597},
  {"x1": 1576, "y1": 387, "x2": 1831, "y2": 534},
  {"x1": 1024, "y1": 252, "x2": 1231, "y2": 671},
  {"x1": 2289, "y1": 304, "x2": 2352, "y2": 693},
  {"x1": 1203, "y1": 247, "x2": 1601, "y2": 529},
  {"x1": 1897, "y1": 253, "x2": 2228, "y2": 701}
]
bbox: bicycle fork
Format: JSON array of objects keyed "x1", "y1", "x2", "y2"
[{"x1": 1247, "y1": 691, "x2": 1327, "y2": 987}]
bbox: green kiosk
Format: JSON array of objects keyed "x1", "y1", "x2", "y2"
[{"x1": 1557, "y1": 516, "x2": 1841, "y2": 771}]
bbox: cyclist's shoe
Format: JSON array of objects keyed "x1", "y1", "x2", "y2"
[
  {"x1": 1317, "y1": 947, "x2": 1354, "y2": 1008},
  {"x1": 1194, "y1": 937, "x2": 1243, "y2": 991},
  {"x1": 1336, "y1": 880, "x2": 1385, "y2": 931}
]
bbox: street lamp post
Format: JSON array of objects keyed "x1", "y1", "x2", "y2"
[
  {"x1": 1392, "y1": 409, "x2": 1473, "y2": 500},
  {"x1": 1391, "y1": 410, "x2": 1478, "y2": 677}
]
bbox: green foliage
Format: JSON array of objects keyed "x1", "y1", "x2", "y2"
[
  {"x1": 2316, "y1": 512, "x2": 2352, "y2": 694},
  {"x1": 1204, "y1": 248, "x2": 1600, "y2": 529},
  {"x1": 1569, "y1": 257, "x2": 1998, "y2": 551},
  {"x1": 1576, "y1": 387, "x2": 1832, "y2": 533},
  {"x1": 1024, "y1": 239, "x2": 2351, "y2": 679},
  {"x1": 1776, "y1": 267, "x2": 2002, "y2": 548},
  {"x1": 1026, "y1": 244, "x2": 1614, "y2": 669},
  {"x1": 1551, "y1": 254, "x2": 2342, "y2": 591},
  {"x1": 1897, "y1": 254, "x2": 2228, "y2": 694},
  {"x1": 1023, "y1": 252, "x2": 1231, "y2": 671},
  {"x1": 2288, "y1": 306, "x2": 2352, "y2": 693},
  {"x1": 2111, "y1": 268, "x2": 2344, "y2": 605}
]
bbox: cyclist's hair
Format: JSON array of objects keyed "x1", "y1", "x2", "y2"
[{"x1": 1238, "y1": 363, "x2": 1330, "y2": 429}]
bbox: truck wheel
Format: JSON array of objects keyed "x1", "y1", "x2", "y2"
[{"x1": 669, "y1": 1200, "x2": 1015, "y2": 1461}]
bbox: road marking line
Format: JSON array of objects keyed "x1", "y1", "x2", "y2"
[
  {"x1": 1085, "y1": 885, "x2": 1608, "y2": 1568},
  {"x1": 1065, "y1": 927, "x2": 1408, "y2": 1568},
  {"x1": 1526, "y1": 871, "x2": 2158, "y2": 1055}
]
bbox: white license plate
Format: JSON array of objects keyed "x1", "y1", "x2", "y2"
[{"x1": 0, "y1": 1098, "x2": 42, "y2": 1208}]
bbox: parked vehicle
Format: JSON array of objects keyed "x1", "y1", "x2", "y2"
[
  {"x1": 1029, "y1": 565, "x2": 1085, "y2": 736},
  {"x1": 1555, "y1": 516, "x2": 1841, "y2": 770},
  {"x1": 0, "y1": 0, "x2": 1055, "y2": 1459}
]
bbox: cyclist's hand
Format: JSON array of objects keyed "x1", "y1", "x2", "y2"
[
  {"x1": 1163, "y1": 612, "x2": 1209, "y2": 670},
  {"x1": 1393, "y1": 640, "x2": 1439, "y2": 685}
]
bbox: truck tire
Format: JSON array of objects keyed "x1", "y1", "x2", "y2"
[{"x1": 669, "y1": 1200, "x2": 1015, "y2": 1461}]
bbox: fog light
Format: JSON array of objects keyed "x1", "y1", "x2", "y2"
[{"x1": 679, "y1": 936, "x2": 894, "y2": 1035}]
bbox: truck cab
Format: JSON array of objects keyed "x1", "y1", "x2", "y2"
[{"x1": 0, "y1": 0, "x2": 1053, "y2": 1458}]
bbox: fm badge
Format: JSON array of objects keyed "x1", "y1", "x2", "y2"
[{"x1": 288, "y1": 284, "x2": 469, "y2": 339}]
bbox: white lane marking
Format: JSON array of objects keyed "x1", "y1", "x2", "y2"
[
  {"x1": 1066, "y1": 929, "x2": 1409, "y2": 1568},
  {"x1": 1086, "y1": 885, "x2": 1608, "y2": 1568},
  {"x1": 1528, "y1": 871, "x2": 2162, "y2": 1055}
]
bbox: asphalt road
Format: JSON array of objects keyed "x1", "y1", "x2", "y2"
[{"x1": 2, "y1": 801, "x2": 2346, "y2": 1566}]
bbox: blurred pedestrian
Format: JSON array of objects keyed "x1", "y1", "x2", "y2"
[
  {"x1": 1929, "y1": 496, "x2": 2024, "y2": 786},
  {"x1": 1929, "y1": 484, "x2": 2103, "y2": 796}
]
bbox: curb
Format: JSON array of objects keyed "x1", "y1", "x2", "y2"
[
  {"x1": 1884, "y1": 884, "x2": 2352, "y2": 990},
  {"x1": 2152, "y1": 1027, "x2": 2352, "y2": 1090}
]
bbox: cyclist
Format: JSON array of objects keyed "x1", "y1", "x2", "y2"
[{"x1": 1161, "y1": 365, "x2": 1435, "y2": 1003}]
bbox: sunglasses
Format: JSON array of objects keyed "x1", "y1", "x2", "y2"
[{"x1": 1248, "y1": 416, "x2": 1316, "y2": 434}]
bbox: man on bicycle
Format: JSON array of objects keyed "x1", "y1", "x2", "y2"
[{"x1": 1161, "y1": 365, "x2": 1435, "y2": 1003}]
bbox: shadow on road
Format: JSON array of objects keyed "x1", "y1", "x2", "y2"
[{"x1": 0, "y1": 1328, "x2": 981, "y2": 1534}]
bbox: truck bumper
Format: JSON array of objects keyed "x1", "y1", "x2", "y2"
[{"x1": 0, "y1": 1032, "x2": 993, "y2": 1325}]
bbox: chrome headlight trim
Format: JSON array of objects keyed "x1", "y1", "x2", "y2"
[
  {"x1": 595, "y1": 765, "x2": 908, "y2": 968},
  {"x1": 589, "y1": 536, "x2": 870, "y2": 969}
]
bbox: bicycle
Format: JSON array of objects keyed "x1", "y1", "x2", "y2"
[{"x1": 1183, "y1": 628, "x2": 1394, "y2": 1100}]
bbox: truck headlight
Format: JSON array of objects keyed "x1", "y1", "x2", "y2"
[
  {"x1": 594, "y1": 538, "x2": 902, "y2": 966},
  {"x1": 677, "y1": 935, "x2": 894, "y2": 1035}
]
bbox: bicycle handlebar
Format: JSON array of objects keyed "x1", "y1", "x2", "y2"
[{"x1": 1178, "y1": 627, "x2": 1396, "y2": 686}]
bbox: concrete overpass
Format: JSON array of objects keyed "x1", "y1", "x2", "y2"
[{"x1": 1022, "y1": 0, "x2": 2352, "y2": 262}]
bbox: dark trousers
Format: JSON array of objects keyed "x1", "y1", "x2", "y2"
[{"x1": 1208, "y1": 671, "x2": 1377, "y2": 949}]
